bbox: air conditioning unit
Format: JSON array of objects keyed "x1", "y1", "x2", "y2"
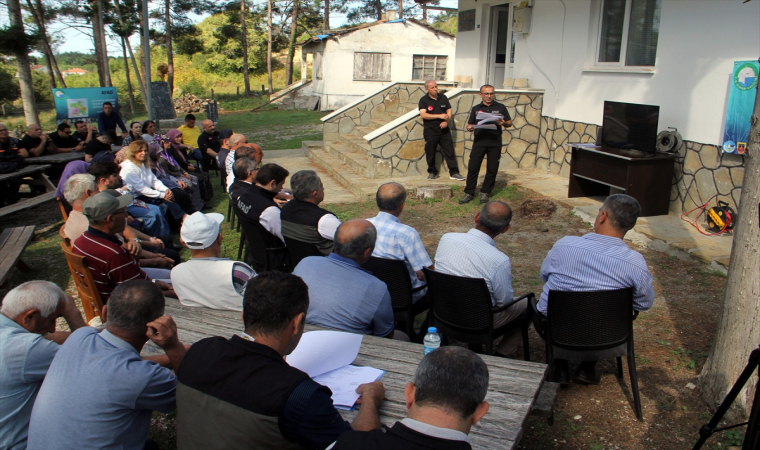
[{"x1": 513, "y1": 7, "x2": 532, "y2": 35}]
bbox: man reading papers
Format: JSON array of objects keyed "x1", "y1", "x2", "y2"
[{"x1": 175, "y1": 271, "x2": 386, "y2": 449}]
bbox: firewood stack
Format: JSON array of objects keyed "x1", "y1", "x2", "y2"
[{"x1": 173, "y1": 93, "x2": 215, "y2": 114}]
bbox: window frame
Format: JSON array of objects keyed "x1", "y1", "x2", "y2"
[
  {"x1": 411, "y1": 55, "x2": 448, "y2": 81},
  {"x1": 353, "y1": 52, "x2": 392, "y2": 82},
  {"x1": 584, "y1": 0, "x2": 659, "y2": 74}
]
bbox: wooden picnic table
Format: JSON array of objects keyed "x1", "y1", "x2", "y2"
[
  {"x1": 0, "y1": 165, "x2": 56, "y2": 219},
  {"x1": 25, "y1": 152, "x2": 85, "y2": 165},
  {"x1": 0, "y1": 226, "x2": 35, "y2": 286},
  {"x1": 142, "y1": 298, "x2": 548, "y2": 449}
]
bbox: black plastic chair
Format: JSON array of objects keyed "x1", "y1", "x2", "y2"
[
  {"x1": 423, "y1": 268, "x2": 533, "y2": 359},
  {"x1": 536, "y1": 288, "x2": 642, "y2": 421},
  {"x1": 203, "y1": 154, "x2": 220, "y2": 177},
  {"x1": 236, "y1": 211, "x2": 290, "y2": 273},
  {"x1": 284, "y1": 236, "x2": 323, "y2": 270},
  {"x1": 362, "y1": 256, "x2": 429, "y2": 340}
]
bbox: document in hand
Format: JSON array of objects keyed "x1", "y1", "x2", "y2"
[
  {"x1": 472, "y1": 124, "x2": 498, "y2": 130},
  {"x1": 476, "y1": 111, "x2": 504, "y2": 124},
  {"x1": 287, "y1": 330, "x2": 385, "y2": 410}
]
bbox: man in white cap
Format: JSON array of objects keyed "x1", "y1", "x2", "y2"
[{"x1": 171, "y1": 212, "x2": 256, "y2": 311}]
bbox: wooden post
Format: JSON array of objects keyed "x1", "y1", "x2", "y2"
[
  {"x1": 211, "y1": 89, "x2": 215, "y2": 100},
  {"x1": 261, "y1": 85, "x2": 265, "y2": 94},
  {"x1": 237, "y1": 86, "x2": 240, "y2": 95}
]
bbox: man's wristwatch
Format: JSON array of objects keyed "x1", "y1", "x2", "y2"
[{"x1": 133, "y1": 238, "x2": 142, "y2": 244}]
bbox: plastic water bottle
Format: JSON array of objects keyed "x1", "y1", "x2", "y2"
[{"x1": 423, "y1": 327, "x2": 441, "y2": 355}]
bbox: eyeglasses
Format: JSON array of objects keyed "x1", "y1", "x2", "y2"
[
  {"x1": 115, "y1": 208, "x2": 129, "y2": 216},
  {"x1": 0, "y1": 128, "x2": 8, "y2": 132},
  {"x1": 64, "y1": 131, "x2": 72, "y2": 135}
]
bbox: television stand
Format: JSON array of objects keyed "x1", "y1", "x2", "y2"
[{"x1": 568, "y1": 145, "x2": 677, "y2": 217}]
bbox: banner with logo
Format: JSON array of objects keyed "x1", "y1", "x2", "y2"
[
  {"x1": 722, "y1": 60, "x2": 758, "y2": 154},
  {"x1": 52, "y1": 87, "x2": 119, "y2": 125}
]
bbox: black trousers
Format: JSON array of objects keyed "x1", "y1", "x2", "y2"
[
  {"x1": 464, "y1": 145, "x2": 501, "y2": 195},
  {"x1": 424, "y1": 131, "x2": 459, "y2": 175},
  {"x1": 0, "y1": 180, "x2": 22, "y2": 206}
]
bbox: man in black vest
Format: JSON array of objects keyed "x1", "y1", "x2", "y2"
[
  {"x1": 280, "y1": 170, "x2": 342, "y2": 255},
  {"x1": 233, "y1": 162, "x2": 289, "y2": 244},
  {"x1": 330, "y1": 346, "x2": 490, "y2": 450},
  {"x1": 418, "y1": 80, "x2": 465, "y2": 181},
  {"x1": 175, "y1": 271, "x2": 386, "y2": 449},
  {"x1": 460, "y1": 85, "x2": 513, "y2": 204}
]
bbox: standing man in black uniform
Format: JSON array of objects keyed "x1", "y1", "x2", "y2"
[
  {"x1": 459, "y1": 85, "x2": 512, "y2": 204},
  {"x1": 418, "y1": 80, "x2": 465, "y2": 181}
]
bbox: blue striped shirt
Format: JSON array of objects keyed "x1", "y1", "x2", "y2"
[{"x1": 538, "y1": 233, "x2": 655, "y2": 314}]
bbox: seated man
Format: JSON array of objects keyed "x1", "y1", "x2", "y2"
[
  {"x1": 48, "y1": 123, "x2": 84, "y2": 153},
  {"x1": 538, "y1": 194, "x2": 655, "y2": 384},
  {"x1": 20, "y1": 124, "x2": 56, "y2": 157},
  {"x1": 27, "y1": 280, "x2": 186, "y2": 450},
  {"x1": 71, "y1": 120, "x2": 95, "y2": 145},
  {"x1": 0, "y1": 281, "x2": 85, "y2": 450},
  {"x1": 216, "y1": 128, "x2": 233, "y2": 182},
  {"x1": 87, "y1": 161, "x2": 171, "y2": 237},
  {"x1": 226, "y1": 142, "x2": 263, "y2": 188},
  {"x1": 96, "y1": 101, "x2": 127, "y2": 142},
  {"x1": 367, "y1": 182, "x2": 433, "y2": 301},
  {"x1": 293, "y1": 219, "x2": 405, "y2": 340},
  {"x1": 225, "y1": 133, "x2": 248, "y2": 191},
  {"x1": 83, "y1": 130, "x2": 116, "y2": 162},
  {"x1": 331, "y1": 347, "x2": 490, "y2": 450},
  {"x1": 198, "y1": 119, "x2": 222, "y2": 161},
  {"x1": 72, "y1": 191, "x2": 174, "y2": 302},
  {"x1": 0, "y1": 122, "x2": 25, "y2": 207},
  {"x1": 281, "y1": 170, "x2": 341, "y2": 255},
  {"x1": 177, "y1": 114, "x2": 203, "y2": 157},
  {"x1": 233, "y1": 162, "x2": 289, "y2": 243},
  {"x1": 435, "y1": 201, "x2": 526, "y2": 358},
  {"x1": 176, "y1": 271, "x2": 385, "y2": 449},
  {"x1": 172, "y1": 212, "x2": 255, "y2": 311}
]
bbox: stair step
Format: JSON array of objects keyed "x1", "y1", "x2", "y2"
[
  {"x1": 325, "y1": 140, "x2": 369, "y2": 175},
  {"x1": 338, "y1": 135, "x2": 371, "y2": 154},
  {"x1": 399, "y1": 102, "x2": 420, "y2": 113},
  {"x1": 306, "y1": 147, "x2": 373, "y2": 201},
  {"x1": 369, "y1": 118, "x2": 389, "y2": 129},
  {"x1": 351, "y1": 125, "x2": 374, "y2": 139}
]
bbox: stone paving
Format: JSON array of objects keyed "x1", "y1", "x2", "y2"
[{"x1": 270, "y1": 145, "x2": 733, "y2": 272}]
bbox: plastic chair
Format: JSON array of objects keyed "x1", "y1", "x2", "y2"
[
  {"x1": 362, "y1": 256, "x2": 429, "y2": 339},
  {"x1": 236, "y1": 210, "x2": 290, "y2": 273},
  {"x1": 56, "y1": 197, "x2": 70, "y2": 221},
  {"x1": 60, "y1": 242, "x2": 104, "y2": 323},
  {"x1": 284, "y1": 236, "x2": 323, "y2": 271},
  {"x1": 59, "y1": 224, "x2": 68, "y2": 242},
  {"x1": 423, "y1": 268, "x2": 533, "y2": 359},
  {"x1": 538, "y1": 288, "x2": 643, "y2": 421}
]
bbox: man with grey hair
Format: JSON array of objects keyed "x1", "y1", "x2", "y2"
[
  {"x1": 418, "y1": 80, "x2": 464, "y2": 181},
  {"x1": 367, "y1": 182, "x2": 433, "y2": 302},
  {"x1": 293, "y1": 219, "x2": 405, "y2": 340},
  {"x1": 435, "y1": 201, "x2": 528, "y2": 358},
  {"x1": 281, "y1": 170, "x2": 342, "y2": 255},
  {"x1": 225, "y1": 133, "x2": 248, "y2": 191},
  {"x1": 0, "y1": 281, "x2": 85, "y2": 449},
  {"x1": 28, "y1": 280, "x2": 186, "y2": 449},
  {"x1": 330, "y1": 347, "x2": 490, "y2": 449},
  {"x1": 538, "y1": 194, "x2": 654, "y2": 385}
]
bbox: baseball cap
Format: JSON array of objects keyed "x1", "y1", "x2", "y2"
[
  {"x1": 218, "y1": 129, "x2": 234, "y2": 140},
  {"x1": 82, "y1": 191, "x2": 133, "y2": 222},
  {"x1": 181, "y1": 212, "x2": 225, "y2": 249}
]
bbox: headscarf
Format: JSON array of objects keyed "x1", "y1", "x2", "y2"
[
  {"x1": 153, "y1": 134, "x2": 181, "y2": 169},
  {"x1": 148, "y1": 142, "x2": 167, "y2": 177},
  {"x1": 161, "y1": 130, "x2": 189, "y2": 165}
]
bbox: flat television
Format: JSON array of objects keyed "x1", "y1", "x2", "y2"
[{"x1": 601, "y1": 101, "x2": 660, "y2": 154}]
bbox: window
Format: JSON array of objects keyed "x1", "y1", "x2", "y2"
[
  {"x1": 353, "y1": 52, "x2": 391, "y2": 81},
  {"x1": 412, "y1": 55, "x2": 448, "y2": 81},
  {"x1": 597, "y1": 0, "x2": 661, "y2": 67}
]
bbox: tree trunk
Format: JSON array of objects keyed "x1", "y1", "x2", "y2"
[
  {"x1": 7, "y1": 0, "x2": 39, "y2": 125},
  {"x1": 121, "y1": 36, "x2": 137, "y2": 115},
  {"x1": 698, "y1": 64, "x2": 760, "y2": 421},
  {"x1": 422, "y1": 5, "x2": 426, "y2": 22},
  {"x1": 267, "y1": 0, "x2": 273, "y2": 95},
  {"x1": 138, "y1": 0, "x2": 148, "y2": 86},
  {"x1": 241, "y1": 0, "x2": 251, "y2": 97},
  {"x1": 41, "y1": 45, "x2": 57, "y2": 89},
  {"x1": 398, "y1": 0, "x2": 402, "y2": 18},
  {"x1": 97, "y1": 0, "x2": 112, "y2": 86},
  {"x1": 91, "y1": 4, "x2": 107, "y2": 86},
  {"x1": 324, "y1": 0, "x2": 329, "y2": 31},
  {"x1": 112, "y1": 0, "x2": 147, "y2": 110},
  {"x1": 285, "y1": 0, "x2": 298, "y2": 86},
  {"x1": 26, "y1": 0, "x2": 67, "y2": 87},
  {"x1": 375, "y1": 0, "x2": 382, "y2": 20},
  {"x1": 164, "y1": 0, "x2": 174, "y2": 94}
]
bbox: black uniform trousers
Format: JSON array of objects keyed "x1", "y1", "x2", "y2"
[
  {"x1": 464, "y1": 145, "x2": 501, "y2": 195},
  {"x1": 423, "y1": 131, "x2": 459, "y2": 176}
]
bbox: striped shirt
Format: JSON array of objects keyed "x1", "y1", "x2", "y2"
[
  {"x1": 434, "y1": 229, "x2": 513, "y2": 308},
  {"x1": 538, "y1": 233, "x2": 655, "y2": 314},
  {"x1": 72, "y1": 228, "x2": 150, "y2": 302},
  {"x1": 367, "y1": 212, "x2": 432, "y2": 299}
]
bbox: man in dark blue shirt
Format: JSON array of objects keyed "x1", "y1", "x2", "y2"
[
  {"x1": 175, "y1": 271, "x2": 386, "y2": 449},
  {"x1": 97, "y1": 102, "x2": 127, "y2": 143}
]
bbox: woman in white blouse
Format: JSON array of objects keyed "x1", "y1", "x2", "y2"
[{"x1": 119, "y1": 140, "x2": 188, "y2": 222}]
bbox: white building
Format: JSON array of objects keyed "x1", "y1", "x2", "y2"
[{"x1": 299, "y1": 16, "x2": 456, "y2": 110}]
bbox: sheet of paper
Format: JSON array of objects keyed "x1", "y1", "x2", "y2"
[
  {"x1": 472, "y1": 124, "x2": 498, "y2": 130},
  {"x1": 287, "y1": 330, "x2": 363, "y2": 378},
  {"x1": 313, "y1": 365, "x2": 385, "y2": 410}
]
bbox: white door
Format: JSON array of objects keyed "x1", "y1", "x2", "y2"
[{"x1": 487, "y1": 5, "x2": 513, "y2": 88}]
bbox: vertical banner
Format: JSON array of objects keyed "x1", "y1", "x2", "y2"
[
  {"x1": 722, "y1": 60, "x2": 758, "y2": 154},
  {"x1": 52, "y1": 87, "x2": 119, "y2": 125}
]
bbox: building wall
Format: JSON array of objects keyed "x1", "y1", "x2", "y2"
[{"x1": 308, "y1": 21, "x2": 456, "y2": 110}]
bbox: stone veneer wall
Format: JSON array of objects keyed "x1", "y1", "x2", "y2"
[
  {"x1": 537, "y1": 117, "x2": 746, "y2": 213},
  {"x1": 368, "y1": 92, "x2": 545, "y2": 177}
]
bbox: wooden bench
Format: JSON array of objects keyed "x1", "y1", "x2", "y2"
[
  {"x1": 529, "y1": 381, "x2": 560, "y2": 425},
  {"x1": 0, "y1": 192, "x2": 57, "y2": 219},
  {"x1": 0, "y1": 226, "x2": 35, "y2": 286}
]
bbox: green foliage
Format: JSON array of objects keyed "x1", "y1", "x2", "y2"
[
  {"x1": 0, "y1": 62, "x2": 20, "y2": 103},
  {"x1": 430, "y1": 11, "x2": 457, "y2": 35},
  {"x1": 32, "y1": 70, "x2": 52, "y2": 102},
  {"x1": 0, "y1": 24, "x2": 41, "y2": 55}
]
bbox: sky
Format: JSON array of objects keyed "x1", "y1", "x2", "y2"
[{"x1": 42, "y1": 0, "x2": 459, "y2": 56}]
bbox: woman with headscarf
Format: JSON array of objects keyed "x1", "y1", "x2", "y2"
[
  {"x1": 166, "y1": 129, "x2": 213, "y2": 202},
  {"x1": 119, "y1": 140, "x2": 194, "y2": 223},
  {"x1": 153, "y1": 135, "x2": 204, "y2": 212},
  {"x1": 146, "y1": 142, "x2": 197, "y2": 216}
]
